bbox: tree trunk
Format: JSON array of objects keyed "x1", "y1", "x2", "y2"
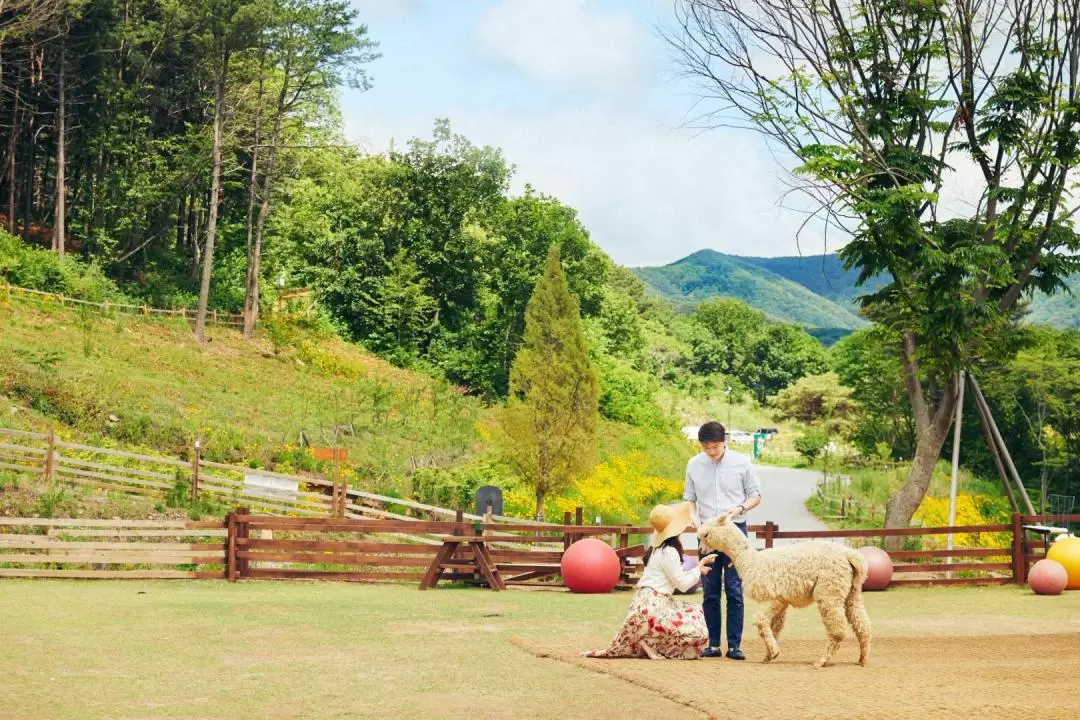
[
  {"x1": 244, "y1": 112, "x2": 282, "y2": 339},
  {"x1": 52, "y1": 35, "x2": 66, "y2": 257},
  {"x1": 188, "y1": 193, "x2": 200, "y2": 281},
  {"x1": 175, "y1": 194, "x2": 186, "y2": 253},
  {"x1": 534, "y1": 489, "x2": 545, "y2": 522},
  {"x1": 21, "y1": 111, "x2": 33, "y2": 242},
  {"x1": 241, "y1": 74, "x2": 265, "y2": 340},
  {"x1": 883, "y1": 367, "x2": 959, "y2": 549},
  {"x1": 6, "y1": 87, "x2": 18, "y2": 235},
  {"x1": 194, "y1": 53, "x2": 228, "y2": 341}
]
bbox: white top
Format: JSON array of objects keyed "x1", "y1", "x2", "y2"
[
  {"x1": 683, "y1": 449, "x2": 761, "y2": 522},
  {"x1": 637, "y1": 546, "x2": 700, "y2": 595}
]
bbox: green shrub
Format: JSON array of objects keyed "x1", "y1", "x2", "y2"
[{"x1": 794, "y1": 430, "x2": 828, "y2": 462}]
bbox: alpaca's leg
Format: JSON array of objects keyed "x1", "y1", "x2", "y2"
[
  {"x1": 845, "y1": 591, "x2": 872, "y2": 666},
  {"x1": 814, "y1": 599, "x2": 847, "y2": 668},
  {"x1": 771, "y1": 602, "x2": 788, "y2": 642},
  {"x1": 756, "y1": 601, "x2": 786, "y2": 662}
]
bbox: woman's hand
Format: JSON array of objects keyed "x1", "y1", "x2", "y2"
[{"x1": 697, "y1": 554, "x2": 717, "y2": 575}]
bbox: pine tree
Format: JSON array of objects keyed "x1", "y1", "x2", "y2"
[{"x1": 502, "y1": 244, "x2": 599, "y2": 520}]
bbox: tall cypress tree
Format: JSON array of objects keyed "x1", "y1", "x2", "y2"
[{"x1": 503, "y1": 243, "x2": 599, "y2": 520}]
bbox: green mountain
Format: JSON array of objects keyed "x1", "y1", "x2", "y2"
[
  {"x1": 633, "y1": 250, "x2": 867, "y2": 338},
  {"x1": 634, "y1": 248, "x2": 1080, "y2": 336}
]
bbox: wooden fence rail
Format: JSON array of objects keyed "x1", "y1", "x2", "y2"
[
  {"x1": 0, "y1": 428, "x2": 550, "y2": 531},
  {"x1": 0, "y1": 517, "x2": 226, "y2": 579},
  {"x1": 3, "y1": 283, "x2": 245, "y2": 327},
  {"x1": 0, "y1": 511, "x2": 1076, "y2": 587}
]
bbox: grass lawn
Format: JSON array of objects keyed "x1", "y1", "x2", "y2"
[{"x1": 2, "y1": 580, "x2": 1079, "y2": 719}]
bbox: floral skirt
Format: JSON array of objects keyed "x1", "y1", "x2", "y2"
[{"x1": 582, "y1": 587, "x2": 708, "y2": 659}]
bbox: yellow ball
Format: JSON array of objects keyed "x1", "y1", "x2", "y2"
[{"x1": 1046, "y1": 536, "x2": 1080, "y2": 590}]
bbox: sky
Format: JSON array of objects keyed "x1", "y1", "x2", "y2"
[{"x1": 337, "y1": 0, "x2": 973, "y2": 268}]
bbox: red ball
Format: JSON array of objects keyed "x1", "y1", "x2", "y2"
[
  {"x1": 857, "y1": 545, "x2": 893, "y2": 591},
  {"x1": 561, "y1": 538, "x2": 621, "y2": 593},
  {"x1": 1029, "y1": 559, "x2": 1069, "y2": 596}
]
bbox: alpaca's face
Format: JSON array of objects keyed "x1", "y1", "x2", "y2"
[{"x1": 697, "y1": 514, "x2": 745, "y2": 555}]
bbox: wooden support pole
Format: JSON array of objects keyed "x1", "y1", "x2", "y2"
[
  {"x1": 43, "y1": 426, "x2": 56, "y2": 483},
  {"x1": 947, "y1": 370, "x2": 966, "y2": 570},
  {"x1": 969, "y1": 375, "x2": 1035, "y2": 514},
  {"x1": 970, "y1": 377, "x2": 1019, "y2": 514},
  {"x1": 190, "y1": 440, "x2": 201, "y2": 501}
]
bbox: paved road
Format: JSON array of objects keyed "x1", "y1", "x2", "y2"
[{"x1": 682, "y1": 463, "x2": 828, "y2": 550}]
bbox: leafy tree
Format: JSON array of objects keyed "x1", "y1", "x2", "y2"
[
  {"x1": 771, "y1": 372, "x2": 858, "y2": 438},
  {"x1": 501, "y1": 244, "x2": 599, "y2": 520},
  {"x1": 830, "y1": 328, "x2": 914, "y2": 459},
  {"x1": 742, "y1": 323, "x2": 828, "y2": 404},
  {"x1": 238, "y1": 0, "x2": 379, "y2": 338},
  {"x1": 687, "y1": 297, "x2": 764, "y2": 376},
  {"x1": 794, "y1": 431, "x2": 829, "y2": 463},
  {"x1": 670, "y1": 0, "x2": 1080, "y2": 535}
]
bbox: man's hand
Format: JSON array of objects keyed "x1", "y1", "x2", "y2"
[{"x1": 726, "y1": 503, "x2": 745, "y2": 517}]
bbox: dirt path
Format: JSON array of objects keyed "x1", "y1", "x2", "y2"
[
  {"x1": 517, "y1": 632, "x2": 1080, "y2": 719},
  {"x1": 683, "y1": 464, "x2": 827, "y2": 550}
]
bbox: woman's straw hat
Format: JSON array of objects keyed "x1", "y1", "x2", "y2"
[{"x1": 648, "y1": 501, "x2": 694, "y2": 548}]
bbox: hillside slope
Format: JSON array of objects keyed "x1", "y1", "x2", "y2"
[
  {"x1": 636, "y1": 249, "x2": 1080, "y2": 330},
  {"x1": 633, "y1": 250, "x2": 866, "y2": 331},
  {"x1": 0, "y1": 298, "x2": 696, "y2": 515}
]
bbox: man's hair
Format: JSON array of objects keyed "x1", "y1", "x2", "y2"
[{"x1": 698, "y1": 421, "x2": 726, "y2": 443}]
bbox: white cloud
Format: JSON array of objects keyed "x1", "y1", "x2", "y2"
[
  {"x1": 344, "y1": 102, "x2": 829, "y2": 267},
  {"x1": 476, "y1": 0, "x2": 641, "y2": 87}
]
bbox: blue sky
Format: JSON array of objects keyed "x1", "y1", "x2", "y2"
[{"x1": 339, "y1": 0, "x2": 835, "y2": 267}]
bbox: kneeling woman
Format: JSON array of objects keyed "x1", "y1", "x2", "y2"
[{"x1": 583, "y1": 502, "x2": 714, "y2": 659}]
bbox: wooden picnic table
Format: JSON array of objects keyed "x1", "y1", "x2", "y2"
[{"x1": 418, "y1": 535, "x2": 505, "y2": 591}]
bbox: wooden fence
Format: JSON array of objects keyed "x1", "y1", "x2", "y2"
[
  {"x1": 0, "y1": 517, "x2": 226, "y2": 579},
  {"x1": 0, "y1": 510, "x2": 1076, "y2": 586},
  {"x1": 0, "y1": 427, "x2": 545, "y2": 531},
  {"x1": 220, "y1": 511, "x2": 1080, "y2": 588},
  {"x1": 3, "y1": 283, "x2": 245, "y2": 327}
]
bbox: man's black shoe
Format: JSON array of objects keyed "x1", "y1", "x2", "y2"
[
  {"x1": 726, "y1": 647, "x2": 746, "y2": 660},
  {"x1": 700, "y1": 646, "x2": 724, "y2": 658}
]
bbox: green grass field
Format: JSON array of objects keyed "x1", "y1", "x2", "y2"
[{"x1": 1, "y1": 580, "x2": 1078, "y2": 720}]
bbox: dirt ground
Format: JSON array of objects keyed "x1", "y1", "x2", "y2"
[
  {"x1": 516, "y1": 632, "x2": 1080, "y2": 719},
  {"x1": 2, "y1": 580, "x2": 1079, "y2": 719}
]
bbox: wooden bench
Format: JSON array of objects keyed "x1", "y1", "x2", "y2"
[{"x1": 419, "y1": 536, "x2": 505, "y2": 591}]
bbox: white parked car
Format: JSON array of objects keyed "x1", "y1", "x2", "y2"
[{"x1": 727, "y1": 430, "x2": 753, "y2": 444}]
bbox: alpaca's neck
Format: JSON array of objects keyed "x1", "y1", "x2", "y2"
[{"x1": 727, "y1": 540, "x2": 758, "y2": 575}]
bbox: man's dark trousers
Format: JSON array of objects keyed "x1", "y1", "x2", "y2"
[{"x1": 701, "y1": 521, "x2": 749, "y2": 649}]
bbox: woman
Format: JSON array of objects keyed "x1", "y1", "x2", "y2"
[{"x1": 583, "y1": 501, "x2": 714, "y2": 659}]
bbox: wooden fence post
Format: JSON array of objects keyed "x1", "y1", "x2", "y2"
[
  {"x1": 190, "y1": 440, "x2": 201, "y2": 501},
  {"x1": 43, "y1": 426, "x2": 56, "y2": 483},
  {"x1": 575, "y1": 506, "x2": 583, "y2": 545},
  {"x1": 764, "y1": 521, "x2": 776, "y2": 549},
  {"x1": 1011, "y1": 512, "x2": 1026, "y2": 585},
  {"x1": 236, "y1": 506, "x2": 250, "y2": 578},
  {"x1": 619, "y1": 527, "x2": 630, "y2": 583},
  {"x1": 226, "y1": 510, "x2": 237, "y2": 581}
]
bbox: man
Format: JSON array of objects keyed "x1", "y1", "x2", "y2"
[{"x1": 684, "y1": 420, "x2": 762, "y2": 659}]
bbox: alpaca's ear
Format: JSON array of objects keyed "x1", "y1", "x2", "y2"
[{"x1": 717, "y1": 513, "x2": 731, "y2": 525}]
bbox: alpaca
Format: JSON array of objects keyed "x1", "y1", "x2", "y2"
[{"x1": 697, "y1": 514, "x2": 871, "y2": 667}]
